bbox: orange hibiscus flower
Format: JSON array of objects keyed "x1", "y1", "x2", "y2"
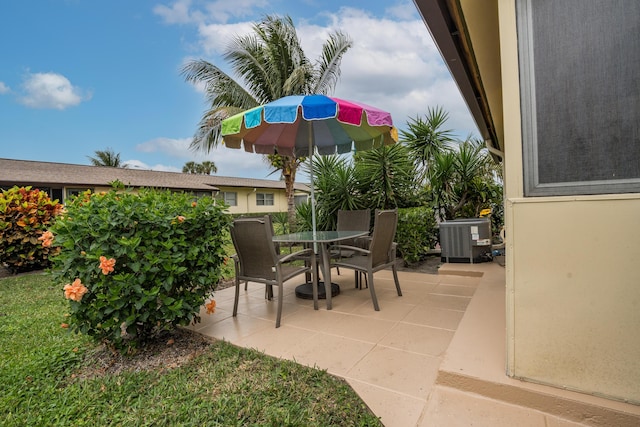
[
  {"x1": 205, "y1": 299, "x2": 216, "y2": 314},
  {"x1": 38, "y1": 230, "x2": 54, "y2": 247},
  {"x1": 99, "y1": 256, "x2": 116, "y2": 275},
  {"x1": 177, "y1": 215, "x2": 186, "y2": 222},
  {"x1": 64, "y1": 278, "x2": 88, "y2": 302}
]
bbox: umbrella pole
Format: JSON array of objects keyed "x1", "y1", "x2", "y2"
[{"x1": 308, "y1": 122, "x2": 318, "y2": 254}]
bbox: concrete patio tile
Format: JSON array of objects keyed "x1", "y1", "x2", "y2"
[
  {"x1": 420, "y1": 293, "x2": 472, "y2": 311},
  {"x1": 232, "y1": 297, "x2": 305, "y2": 322},
  {"x1": 437, "y1": 274, "x2": 481, "y2": 287},
  {"x1": 236, "y1": 324, "x2": 321, "y2": 359},
  {"x1": 403, "y1": 305, "x2": 465, "y2": 330},
  {"x1": 346, "y1": 346, "x2": 440, "y2": 399},
  {"x1": 193, "y1": 312, "x2": 273, "y2": 342},
  {"x1": 286, "y1": 332, "x2": 376, "y2": 376},
  {"x1": 545, "y1": 416, "x2": 591, "y2": 427},
  {"x1": 282, "y1": 305, "x2": 351, "y2": 332},
  {"x1": 350, "y1": 298, "x2": 416, "y2": 322},
  {"x1": 419, "y1": 386, "x2": 548, "y2": 427},
  {"x1": 324, "y1": 292, "x2": 371, "y2": 314},
  {"x1": 331, "y1": 313, "x2": 397, "y2": 343},
  {"x1": 347, "y1": 379, "x2": 426, "y2": 427},
  {"x1": 431, "y1": 283, "x2": 477, "y2": 297},
  {"x1": 397, "y1": 277, "x2": 440, "y2": 293},
  {"x1": 378, "y1": 322, "x2": 455, "y2": 357}
]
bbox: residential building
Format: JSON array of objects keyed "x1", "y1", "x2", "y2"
[
  {"x1": 0, "y1": 158, "x2": 309, "y2": 215},
  {"x1": 415, "y1": 0, "x2": 639, "y2": 407}
]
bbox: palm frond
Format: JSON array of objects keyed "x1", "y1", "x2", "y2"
[{"x1": 312, "y1": 31, "x2": 353, "y2": 95}]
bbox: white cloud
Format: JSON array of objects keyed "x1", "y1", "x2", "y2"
[
  {"x1": 135, "y1": 136, "x2": 273, "y2": 178},
  {"x1": 154, "y1": 0, "x2": 268, "y2": 26},
  {"x1": 296, "y1": 9, "x2": 477, "y2": 136},
  {"x1": 202, "y1": 0, "x2": 268, "y2": 24},
  {"x1": 197, "y1": 21, "x2": 253, "y2": 55},
  {"x1": 19, "y1": 72, "x2": 90, "y2": 110},
  {"x1": 136, "y1": 137, "x2": 194, "y2": 158},
  {"x1": 0, "y1": 82, "x2": 10, "y2": 94},
  {"x1": 123, "y1": 159, "x2": 182, "y2": 173},
  {"x1": 385, "y1": 2, "x2": 420, "y2": 20},
  {"x1": 168, "y1": 2, "x2": 479, "y2": 178},
  {"x1": 154, "y1": 0, "x2": 192, "y2": 24}
]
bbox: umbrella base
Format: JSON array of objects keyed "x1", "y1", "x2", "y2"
[{"x1": 295, "y1": 281, "x2": 340, "y2": 300}]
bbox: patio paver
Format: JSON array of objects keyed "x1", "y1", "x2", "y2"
[{"x1": 187, "y1": 262, "x2": 639, "y2": 426}]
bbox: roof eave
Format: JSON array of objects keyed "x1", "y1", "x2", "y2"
[{"x1": 413, "y1": 0, "x2": 502, "y2": 159}]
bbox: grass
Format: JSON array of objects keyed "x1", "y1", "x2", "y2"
[{"x1": 0, "y1": 274, "x2": 383, "y2": 426}]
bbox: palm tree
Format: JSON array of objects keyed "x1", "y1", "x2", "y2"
[
  {"x1": 181, "y1": 14, "x2": 352, "y2": 230},
  {"x1": 199, "y1": 161, "x2": 217, "y2": 175},
  {"x1": 183, "y1": 161, "x2": 217, "y2": 174},
  {"x1": 87, "y1": 148, "x2": 127, "y2": 168},
  {"x1": 182, "y1": 161, "x2": 199, "y2": 174}
]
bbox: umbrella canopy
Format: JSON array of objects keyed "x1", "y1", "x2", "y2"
[
  {"x1": 221, "y1": 95, "x2": 397, "y2": 157},
  {"x1": 221, "y1": 94, "x2": 397, "y2": 242}
]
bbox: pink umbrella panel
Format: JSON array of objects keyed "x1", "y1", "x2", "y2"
[{"x1": 220, "y1": 95, "x2": 398, "y2": 157}]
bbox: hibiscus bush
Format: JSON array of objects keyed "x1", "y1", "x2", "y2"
[
  {"x1": 0, "y1": 186, "x2": 63, "y2": 273},
  {"x1": 49, "y1": 188, "x2": 230, "y2": 353}
]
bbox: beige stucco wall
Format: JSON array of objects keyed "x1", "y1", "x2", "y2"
[
  {"x1": 498, "y1": 0, "x2": 640, "y2": 403},
  {"x1": 217, "y1": 186, "x2": 290, "y2": 215},
  {"x1": 59, "y1": 184, "x2": 296, "y2": 215}
]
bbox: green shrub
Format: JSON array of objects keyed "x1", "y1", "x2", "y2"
[
  {"x1": 0, "y1": 186, "x2": 63, "y2": 273},
  {"x1": 396, "y1": 206, "x2": 438, "y2": 265},
  {"x1": 48, "y1": 188, "x2": 230, "y2": 353}
]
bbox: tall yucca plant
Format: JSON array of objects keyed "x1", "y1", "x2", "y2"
[
  {"x1": 400, "y1": 106, "x2": 454, "y2": 182},
  {"x1": 182, "y1": 15, "x2": 352, "y2": 230}
]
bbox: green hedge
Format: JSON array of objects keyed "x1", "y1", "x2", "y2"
[{"x1": 396, "y1": 206, "x2": 438, "y2": 266}]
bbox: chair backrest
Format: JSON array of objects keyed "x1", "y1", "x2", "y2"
[
  {"x1": 337, "y1": 209, "x2": 371, "y2": 232},
  {"x1": 337, "y1": 209, "x2": 371, "y2": 246},
  {"x1": 369, "y1": 209, "x2": 398, "y2": 267},
  {"x1": 230, "y1": 216, "x2": 278, "y2": 280}
]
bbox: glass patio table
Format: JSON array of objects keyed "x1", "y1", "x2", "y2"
[{"x1": 272, "y1": 230, "x2": 369, "y2": 310}]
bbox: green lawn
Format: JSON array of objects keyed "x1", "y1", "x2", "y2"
[{"x1": 0, "y1": 273, "x2": 382, "y2": 426}]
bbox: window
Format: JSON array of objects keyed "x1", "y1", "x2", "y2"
[
  {"x1": 221, "y1": 191, "x2": 237, "y2": 206},
  {"x1": 51, "y1": 188, "x2": 63, "y2": 202},
  {"x1": 517, "y1": 0, "x2": 640, "y2": 196},
  {"x1": 294, "y1": 194, "x2": 308, "y2": 206},
  {"x1": 66, "y1": 188, "x2": 93, "y2": 200},
  {"x1": 256, "y1": 192, "x2": 274, "y2": 206}
]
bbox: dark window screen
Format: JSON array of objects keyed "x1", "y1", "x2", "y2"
[{"x1": 518, "y1": 0, "x2": 640, "y2": 195}]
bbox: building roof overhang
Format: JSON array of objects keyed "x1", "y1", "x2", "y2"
[{"x1": 413, "y1": 0, "x2": 503, "y2": 160}]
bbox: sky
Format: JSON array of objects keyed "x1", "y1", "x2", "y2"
[{"x1": 0, "y1": 0, "x2": 478, "y2": 180}]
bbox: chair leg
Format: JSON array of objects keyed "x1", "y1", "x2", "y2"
[
  {"x1": 392, "y1": 265, "x2": 402, "y2": 296},
  {"x1": 367, "y1": 271, "x2": 380, "y2": 311},
  {"x1": 244, "y1": 280, "x2": 248, "y2": 291},
  {"x1": 275, "y1": 280, "x2": 283, "y2": 328},
  {"x1": 233, "y1": 276, "x2": 241, "y2": 316},
  {"x1": 355, "y1": 272, "x2": 367, "y2": 289},
  {"x1": 311, "y1": 255, "x2": 319, "y2": 310}
]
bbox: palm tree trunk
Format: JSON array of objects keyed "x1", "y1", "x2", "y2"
[{"x1": 282, "y1": 157, "x2": 298, "y2": 232}]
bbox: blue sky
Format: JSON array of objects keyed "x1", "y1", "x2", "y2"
[{"x1": 0, "y1": 0, "x2": 477, "y2": 179}]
